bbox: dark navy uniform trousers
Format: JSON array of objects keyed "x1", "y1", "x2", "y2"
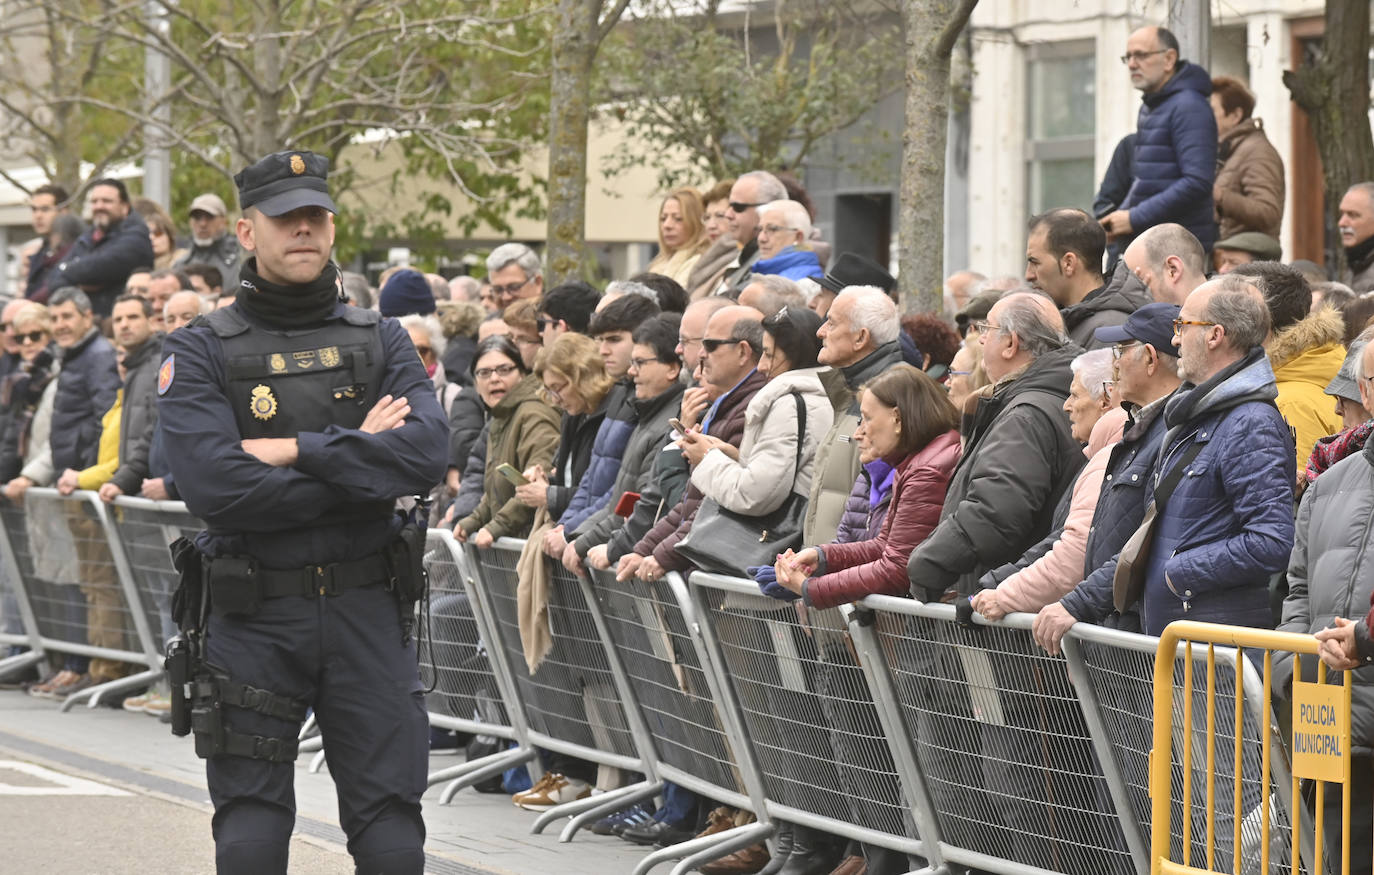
[{"x1": 206, "y1": 583, "x2": 428, "y2": 874}]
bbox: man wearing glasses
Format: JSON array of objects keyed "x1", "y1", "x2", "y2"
[
  {"x1": 907, "y1": 292, "x2": 1084, "y2": 604},
  {"x1": 1099, "y1": 26, "x2": 1218, "y2": 255},
  {"x1": 485, "y1": 242, "x2": 544, "y2": 308},
  {"x1": 714, "y1": 170, "x2": 789, "y2": 297},
  {"x1": 1033, "y1": 302, "x2": 1182, "y2": 654},
  {"x1": 1122, "y1": 275, "x2": 1292, "y2": 638}
]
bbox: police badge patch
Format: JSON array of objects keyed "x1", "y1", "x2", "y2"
[
  {"x1": 157, "y1": 355, "x2": 175, "y2": 395},
  {"x1": 250, "y1": 384, "x2": 278, "y2": 421}
]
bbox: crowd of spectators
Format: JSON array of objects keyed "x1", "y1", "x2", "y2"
[{"x1": 10, "y1": 23, "x2": 1374, "y2": 872}]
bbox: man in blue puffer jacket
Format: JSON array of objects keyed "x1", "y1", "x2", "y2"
[
  {"x1": 1100, "y1": 27, "x2": 1218, "y2": 254},
  {"x1": 1136, "y1": 274, "x2": 1294, "y2": 635}
]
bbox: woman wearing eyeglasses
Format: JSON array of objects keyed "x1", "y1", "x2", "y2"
[
  {"x1": 454, "y1": 336, "x2": 560, "y2": 548},
  {"x1": 517, "y1": 333, "x2": 615, "y2": 554},
  {"x1": 146, "y1": 212, "x2": 187, "y2": 272},
  {"x1": 749, "y1": 200, "x2": 823, "y2": 282},
  {"x1": 398, "y1": 313, "x2": 464, "y2": 522}
]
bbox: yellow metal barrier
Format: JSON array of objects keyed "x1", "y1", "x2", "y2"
[{"x1": 1150, "y1": 620, "x2": 1353, "y2": 875}]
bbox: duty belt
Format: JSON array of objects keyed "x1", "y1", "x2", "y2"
[{"x1": 208, "y1": 552, "x2": 392, "y2": 600}]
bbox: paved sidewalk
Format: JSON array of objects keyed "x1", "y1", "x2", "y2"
[{"x1": 0, "y1": 690, "x2": 663, "y2": 874}]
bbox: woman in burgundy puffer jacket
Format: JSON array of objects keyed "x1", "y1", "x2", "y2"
[{"x1": 775, "y1": 364, "x2": 960, "y2": 608}]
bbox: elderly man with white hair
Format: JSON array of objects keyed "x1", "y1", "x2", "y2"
[
  {"x1": 804, "y1": 285, "x2": 905, "y2": 544},
  {"x1": 750, "y1": 199, "x2": 822, "y2": 282},
  {"x1": 163, "y1": 289, "x2": 209, "y2": 331},
  {"x1": 486, "y1": 242, "x2": 543, "y2": 308}
]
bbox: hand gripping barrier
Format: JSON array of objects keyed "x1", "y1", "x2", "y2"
[
  {"x1": 0, "y1": 505, "x2": 1342, "y2": 875},
  {"x1": 459, "y1": 539, "x2": 661, "y2": 841},
  {"x1": 854, "y1": 595, "x2": 1141, "y2": 875},
  {"x1": 687, "y1": 572, "x2": 934, "y2": 867},
  {"x1": 1150, "y1": 621, "x2": 1343, "y2": 875},
  {"x1": 417, "y1": 529, "x2": 536, "y2": 795},
  {"x1": 0, "y1": 489, "x2": 165, "y2": 709}
]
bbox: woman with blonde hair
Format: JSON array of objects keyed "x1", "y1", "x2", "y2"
[
  {"x1": 647, "y1": 187, "x2": 709, "y2": 288},
  {"x1": 516, "y1": 332, "x2": 617, "y2": 527}
]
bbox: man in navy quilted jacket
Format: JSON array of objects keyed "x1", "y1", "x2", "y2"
[{"x1": 1100, "y1": 26, "x2": 1219, "y2": 254}]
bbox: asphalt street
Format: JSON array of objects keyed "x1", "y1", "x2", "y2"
[{"x1": 0, "y1": 690, "x2": 656, "y2": 874}]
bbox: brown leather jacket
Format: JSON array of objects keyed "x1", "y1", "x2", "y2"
[{"x1": 1214, "y1": 118, "x2": 1284, "y2": 240}]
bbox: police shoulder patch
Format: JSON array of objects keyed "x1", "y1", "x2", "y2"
[{"x1": 157, "y1": 355, "x2": 175, "y2": 395}]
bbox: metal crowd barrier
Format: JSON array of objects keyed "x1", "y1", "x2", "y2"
[
  {"x1": 1150, "y1": 622, "x2": 1340, "y2": 875},
  {"x1": 0, "y1": 500, "x2": 1348, "y2": 875},
  {"x1": 418, "y1": 530, "x2": 535, "y2": 794},
  {"x1": 455, "y1": 538, "x2": 661, "y2": 840},
  {"x1": 0, "y1": 489, "x2": 165, "y2": 708},
  {"x1": 590, "y1": 567, "x2": 773, "y2": 874},
  {"x1": 688, "y1": 573, "x2": 931, "y2": 864}
]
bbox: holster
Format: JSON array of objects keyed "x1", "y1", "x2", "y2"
[
  {"x1": 164, "y1": 633, "x2": 195, "y2": 737},
  {"x1": 385, "y1": 519, "x2": 428, "y2": 604},
  {"x1": 188, "y1": 662, "x2": 309, "y2": 763},
  {"x1": 386, "y1": 518, "x2": 428, "y2": 645}
]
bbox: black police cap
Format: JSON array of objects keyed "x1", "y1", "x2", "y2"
[{"x1": 234, "y1": 150, "x2": 337, "y2": 217}]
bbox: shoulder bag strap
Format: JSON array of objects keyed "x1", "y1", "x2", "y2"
[{"x1": 1153, "y1": 439, "x2": 1206, "y2": 512}]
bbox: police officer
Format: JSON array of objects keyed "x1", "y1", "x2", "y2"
[{"x1": 158, "y1": 151, "x2": 447, "y2": 874}]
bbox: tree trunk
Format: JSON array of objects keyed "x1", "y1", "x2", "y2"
[
  {"x1": 1283, "y1": 0, "x2": 1374, "y2": 277},
  {"x1": 897, "y1": 0, "x2": 977, "y2": 313},
  {"x1": 545, "y1": 0, "x2": 597, "y2": 285}
]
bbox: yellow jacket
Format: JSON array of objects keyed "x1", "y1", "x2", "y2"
[
  {"x1": 1269, "y1": 309, "x2": 1345, "y2": 471},
  {"x1": 77, "y1": 390, "x2": 122, "y2": 491}
]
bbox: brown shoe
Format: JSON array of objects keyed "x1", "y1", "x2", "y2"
[
  {"x1": 826, "y1": 856, "x2": 867, "y2": 875},
  {"x1": 694, "y1": 806, "x2": 737, "y2": 840},
  {"x1": 699, "y1": 844, "x2": 770, "y2": 874}
]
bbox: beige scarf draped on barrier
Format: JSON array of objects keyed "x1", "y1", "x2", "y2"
[{"x1": 516, "y1": 507, "x2": 556, "y2": 673}]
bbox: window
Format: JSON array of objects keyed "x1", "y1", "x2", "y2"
[{"x1": 1025, "y1": 41, "x2": 1096, "y2": 215}]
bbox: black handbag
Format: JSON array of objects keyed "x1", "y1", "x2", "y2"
[{"x1": 676, "y1": 392, "x2": 808, "y2": 577}]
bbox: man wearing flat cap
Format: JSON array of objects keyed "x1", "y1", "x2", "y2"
[
  {"x1": 158, "y1": 150, "x2": 447, "y2": 874},
  {"x1": 1211, "y1": 230, "x2": 1281, "y2": 275},
  {"x1": 175, "y1": 192, "x2": 242, "y2": 278}
]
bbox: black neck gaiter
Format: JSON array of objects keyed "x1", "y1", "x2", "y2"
[
  {"x1": 1347, "y1": 235, "x2": 1374, "y2": 276},
  {"x1": 237, "y1": 258, "x2": 342, "y2": 329}
]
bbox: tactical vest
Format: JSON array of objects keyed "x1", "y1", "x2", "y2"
[{"x1": 204, "y1": 305, "x2": 392, "y2": 526}]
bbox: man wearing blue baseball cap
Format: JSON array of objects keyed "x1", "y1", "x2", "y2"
[{"x1": 1034, "y1": 301, "x2": 1183, "y2": 652}]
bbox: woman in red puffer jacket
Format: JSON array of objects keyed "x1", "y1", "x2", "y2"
[{"x1": 775, "y1": 364, "x2": 960, "y2": 608}]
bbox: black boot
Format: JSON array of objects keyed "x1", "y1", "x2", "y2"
[
  {"x1": 777, "y1": 824, "x2": 840, "y2": 875},
  {"x1": 755, "y1": 822, "x2": 794, "y2": 875}
]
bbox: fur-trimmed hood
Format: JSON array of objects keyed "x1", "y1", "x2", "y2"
[{"x1": 1268, "y1": 307, "x2": 1346, "y2": 373}]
